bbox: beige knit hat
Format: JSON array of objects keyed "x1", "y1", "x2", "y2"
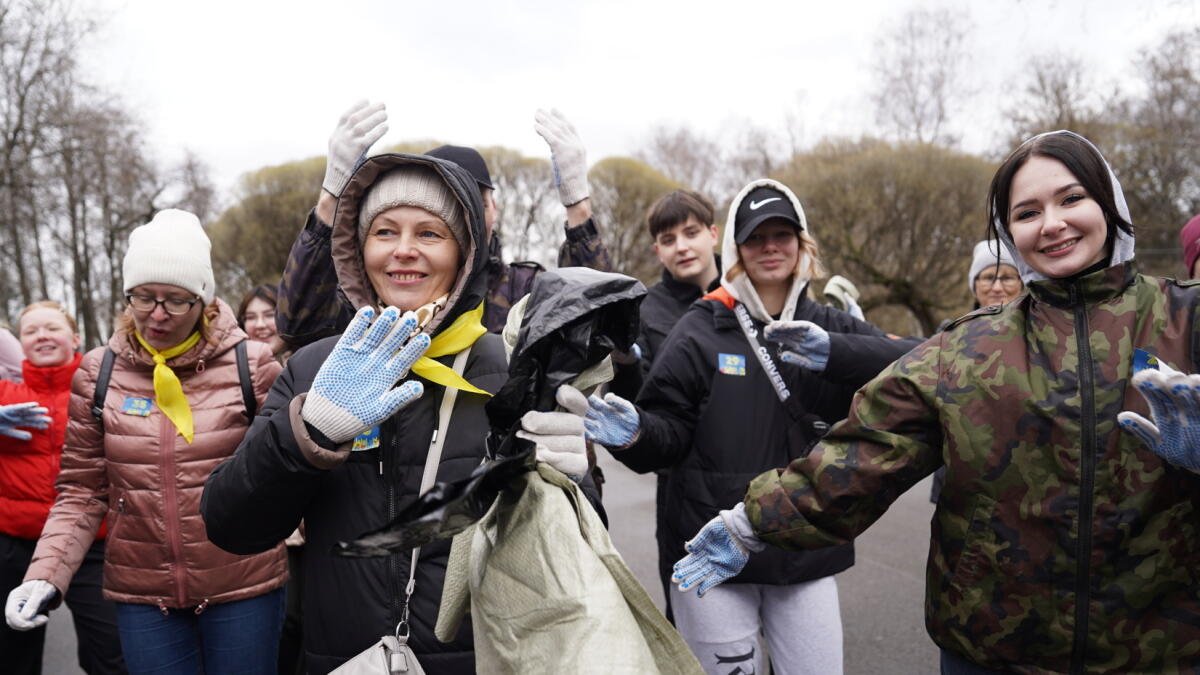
[
  {"x1": 358, "y1": 165, "x2": 468, "y2": 253},
  {"x1": 122, "y1": 209, "x2": 216, "y2": 303}
]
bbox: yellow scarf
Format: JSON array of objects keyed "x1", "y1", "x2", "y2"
[
  {"x1": 134, "y1": 331, "x2": 202, "y2": 443},
  {"x1": 411, "y1": 303, "x2": 491, "y2": 396}
]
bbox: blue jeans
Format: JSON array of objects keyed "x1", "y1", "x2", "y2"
[{"x1": 114, "y1": 589, "x2": 284, "y2": 675}]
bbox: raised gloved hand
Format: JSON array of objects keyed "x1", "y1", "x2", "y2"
[
  {"x1": 5, "y1": 579, "x2": 58, "y2": 630},
  {"x1": 322, "y1": 100, "x2": 389, "y2": 198},
  {"x1": 1118, "y1": 360, "x2": 1200, "y2": 471},
  {"x1": 0, "y1": 402, "x2": 51, "y2": 441},
  {"x1": 673, "y1": 503, "x2": 765, "y2": 597},
  {"x1": 582, "y1": 391, "x2": 640, "y2": 449},
  {"x1": 534, "y1": 108, "x2": 589, "y2": 206},
  {"x1": 764, "y1": 320, "x2": 831, "y2": 372},
  {"x1": 517, "y1": 385, "x2": 591, "y2": 481},
  {"x1": 301, "y1": 306, "x2": 429, "y2": 443}
]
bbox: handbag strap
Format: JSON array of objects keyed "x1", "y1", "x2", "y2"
[
  {"x1": 397, "y1": 345, "x2": 473, "y2": 641},
  {"x1": 732, "y1": 301, "x2": 829, "y2": 433}
]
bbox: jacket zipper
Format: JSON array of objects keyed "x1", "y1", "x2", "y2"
[
  {"x1": 160, "y1": 414, "x2": 188, "y2": 607},
  {"x1": 1069, "y1": 283, "x2": 1096, "y2": 675}
]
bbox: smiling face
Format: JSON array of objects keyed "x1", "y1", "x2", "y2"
[
  {"x1": 18, "y1": 306, "x2": 80, "y2": 368},
  {"x1": 362, "y1": 205, "x2": 462, "y2": 311},
  {"x1": 128, "y1": 283, "x2": 205, "y2": 350},
  {"x1": 973, "y1": 263, "x2": 1023, "y2": 306},
  {"x1": 653, "y1": 215, "x2": 720, "y2": 287},
  {"x1": 1006, "y1": 155, "x2": 1110, "y2": 279},
  {"x1": 241, "y1": 296, "x2": 284, "y2": 353},
  {"x1": 737, "y1": 219, "x2": 800, "y2": 291}
]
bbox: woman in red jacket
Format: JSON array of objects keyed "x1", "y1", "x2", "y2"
[{"x1": 0, "y1": 301, "x2": 126, "y2": 674}]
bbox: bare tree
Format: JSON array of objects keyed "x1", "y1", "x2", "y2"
[{"x1": 869, "y1": 7, "x2": 973, "y2": 145}]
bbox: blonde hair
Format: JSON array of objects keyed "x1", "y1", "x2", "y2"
[
  {"x1": 18, "y1": 301, "x2": 78, "y2": 334},
  {"x1": 727, "y1": 229, "x2": 826, "y2": 281}
]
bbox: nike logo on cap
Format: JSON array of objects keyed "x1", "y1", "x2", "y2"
[{"x1": 748, "y1": 197, "x2": 782, "y2": 210}]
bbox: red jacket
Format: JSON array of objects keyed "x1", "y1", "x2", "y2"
[{"x1": 0, "y1": 353, "x2": 105, "y2": 541}]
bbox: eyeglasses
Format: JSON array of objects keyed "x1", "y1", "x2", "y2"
[
  {"x1": 125, "y1": 294, "x2": 201, "y2": 315},
  {"x1": 975, "y1": 273, "x2": 1021, "y2": 288}
]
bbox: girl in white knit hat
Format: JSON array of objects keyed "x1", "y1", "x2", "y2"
[{"x1": 5, "y1": 209, "x2": 288, "y2": 674}]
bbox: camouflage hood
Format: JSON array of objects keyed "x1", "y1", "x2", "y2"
[
  {"x1": 991, "y1": 130, "x2": 1136, "y2": 285},
  {"x1": 720, "y1": 178, "x2": 813, "y2": 323},
  {"x1": 329, "y1": 153, "x2": 489, "y2": 338}
]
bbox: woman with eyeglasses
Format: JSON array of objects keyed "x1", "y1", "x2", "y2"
[
  {"x1": 4, "y1": 210, "x2": 288, "y2": 674},
  {"x1": 967, "y1": 240, "x2": 1024, "y2": 309}
]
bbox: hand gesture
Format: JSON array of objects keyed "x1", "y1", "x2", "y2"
[
  {"x1": 673, "y1": 504, "x2": 764, "y2": 597},
  {"x1": 0, "y1": 402, "x2": 51, "y2": 441},
  {"x1": 301, "y1": 306, "x2": 429, "y2": 443},
  {"x1": 1119, "y1": 364, "x2": 1200, "y2": 471},
  {"x1": 764, "y1": 320, "x2": 831, "y2": 372},
  {"x1": 534, "y1": 108, "x2": 589, "y2": 206},
  {"x1": 582, "y1": 391, "x2": 640, "y2": 449},
  {"x1": 323, "y1": 100, "x2": 389, "y2": 198}
]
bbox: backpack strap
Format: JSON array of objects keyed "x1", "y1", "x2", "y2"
[
  {"x1": 91, "y1": 348, "x2": 117, "y2": 428},
  {"x1": 235, "y1": 340, "x2": 257, "y2": 420}
]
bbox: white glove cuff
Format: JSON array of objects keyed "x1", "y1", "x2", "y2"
[
  {"x1": 720, "y1": 503, "x2": 767, "y2": 553},
  {"x1": 301, "y1": 391, "x2": 369, "y2": 444},
  {"x1": 557, "y1": 175, "x2": 589, "y2": 207}
]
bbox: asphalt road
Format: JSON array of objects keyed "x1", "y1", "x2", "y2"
[{"x1": 44, "y1": 451, "x2": 940, "y2": 674}]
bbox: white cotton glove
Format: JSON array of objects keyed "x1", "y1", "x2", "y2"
[
  {"x1": 1119, "y1": 357, "x2": 1200, "y2": 472},
  {"x1": 517, "y1": 385, "x2": 592, "y2": 481},
  {"x1": 301, "y1": 307, "x2": 429, "y2": 443},
  {"x1": 322, "y1": 100, "x2": 389, "y2": 198},
  {"x1": 673, "y1": 503, "x2": 765, "y2": 597},
  {"x1": 582, "y1": 391, "x2": 641, "y2": 449},
  {"x1": 824, "y1": 275, "x2": 864, "y2": 319},
  {"x1": 534, "y1": 108, "x2": 589, "y2": 206},
  {"x1": 5, "y1": 580, "x2": 58, "y2": 630},
  {"x1": 764, "y1": 320, "x2": 832, "y2": 372}
]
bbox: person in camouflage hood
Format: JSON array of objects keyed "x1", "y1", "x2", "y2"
[{"x1": 671, "y1": 130, "x2": 1200, "y2": 674}]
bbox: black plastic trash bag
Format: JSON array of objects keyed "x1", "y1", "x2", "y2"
[{"x1": 335, "y1": 267, "x2": 646, "y2": 557}]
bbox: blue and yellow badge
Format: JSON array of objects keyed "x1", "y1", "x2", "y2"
[
  {"x1": 718, "y1": 353, "x2": 747, "y2": 376},
  {"x1": 1133, "y1": 348, "x2": 1160, "y2": 375},
  {"x1": 351, "y1": 426, "x2": 381, "y2": 452},
  {"x1": 121, "y1": 397, "x2": 154, "y2": 417}
]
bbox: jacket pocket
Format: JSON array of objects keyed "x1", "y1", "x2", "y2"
[{"x1": 948, "y1": 492, "x2": 1000, "y2": 590}]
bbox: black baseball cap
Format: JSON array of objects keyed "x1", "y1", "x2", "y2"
[
  {"x1": 424, "y1": 145, "x2": 495, "y2": 190},
  {"x1": 734, "y1": 186, "x2": 802, "y2": 244}
]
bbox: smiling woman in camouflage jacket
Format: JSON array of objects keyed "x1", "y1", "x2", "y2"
[{"x1": 670, "y1": 131, "x2": 1200, "y2": 674}]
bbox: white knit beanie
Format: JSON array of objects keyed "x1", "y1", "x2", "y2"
[
  {"x1": 122, "y1": 209, "x2": 215, "y2": 303},
  {"x1": 358, "y1": 165, "x2": 467, "y2": 253},
  {"x1": 967, "y1": 239, "x2": 1017, "y2": 293}
]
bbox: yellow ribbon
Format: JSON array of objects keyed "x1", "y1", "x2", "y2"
[
  {"x1": 411, "y1": 303, "x2": 492, "y2": 396},
  {"x1": 133, "y1": 331, "x2": 202, "y2": 443}
]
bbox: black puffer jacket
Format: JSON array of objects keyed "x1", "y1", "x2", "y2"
[
  {"x1": 617, "y1": 289, "x2": 916, "y2": 586},
  {"x1": 202, "y1": 153, "x2": 501, "y2": 674}
]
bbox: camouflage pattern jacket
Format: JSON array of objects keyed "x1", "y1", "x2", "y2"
[
  {"x1": 744, "y1": 260, "x2": 1200, "y2": 673},
  {"x1": 275, "y1": 210, "x2": 612, "y2": 347}
]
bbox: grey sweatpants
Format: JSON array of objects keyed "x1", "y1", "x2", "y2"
[{"x1": 671, "y1": 576, "x2": 842, "y2": 675}]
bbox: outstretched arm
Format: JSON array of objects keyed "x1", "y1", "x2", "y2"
[{"x1": 534, "y1": 108, "x2": 613, "y2": 272}]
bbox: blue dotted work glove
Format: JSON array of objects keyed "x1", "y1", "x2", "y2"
[
  {"x1": 301, "y1": 306, "x2": 429, "y2": 443},
  {"x1": 764, "y1": 320, "x2": 831, "y2": 372},
  {"x1": 0, "y1": 402, "x2": 51, "y2": 441},
  {"x1": 323, "y1": 100, "x2": 388, "y2": 198},
  {"x1": 582, "y1": 392, "x2": 640, "y2": 449},
  {"x1": 673, "y1": 503, "x2": 765, "y2": 597},
  {"x1": 534, "y1": 108, "x2": 589, "y2": 206},
  {"x1": 1119, "y1": 363, "x2": 1200, "y2": 471}
]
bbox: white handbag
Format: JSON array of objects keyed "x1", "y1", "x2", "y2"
[{"x1": 331, "y1": 348, "x2": 470, "y2": 675}]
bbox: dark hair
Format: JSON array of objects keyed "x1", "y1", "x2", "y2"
[
  {"x1": 986, "y1": 132, "x2": 1133, "y2": 242},
  {"x1": 236, "y1": 284, "x2": 278, "y2": 331},
  {"x1": 646, "y1": 190, "x2": 715, "y2": 239}
]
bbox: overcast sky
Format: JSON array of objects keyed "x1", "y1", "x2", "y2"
[{"x1": 82, "y1": 0, "x2": 1199, "y2": 198}]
